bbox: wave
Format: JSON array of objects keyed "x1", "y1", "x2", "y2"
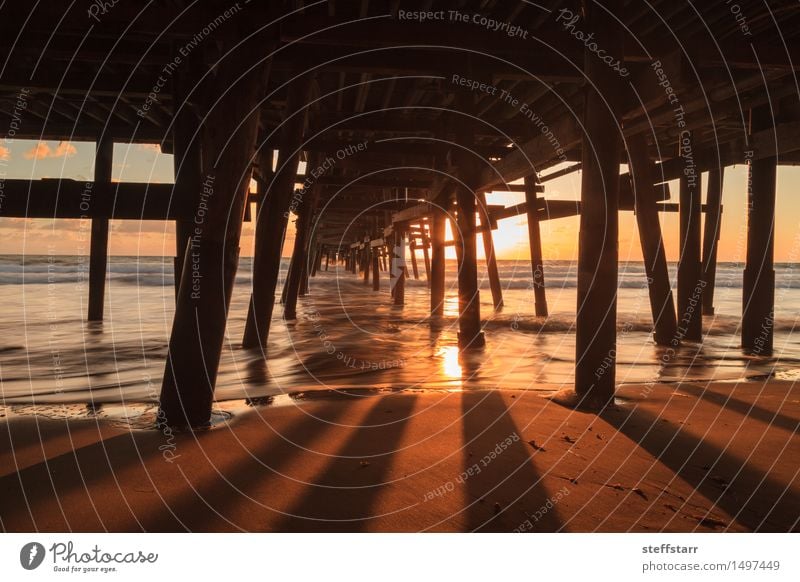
[{"x1": 0, "y1": 256, "x2": 798, "y2": 290}]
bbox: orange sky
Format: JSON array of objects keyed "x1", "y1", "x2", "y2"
[{"x1": 1, "y1": 139, "x2": 799, "y2": 263}]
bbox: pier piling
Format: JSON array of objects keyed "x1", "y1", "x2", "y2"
[{"x1": 87, "y1": 136, "x2": 113, "y2": 322}]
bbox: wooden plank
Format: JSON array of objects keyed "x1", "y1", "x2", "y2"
[
  {"x1": 677, "y1": 132, "x2": 703, "y2": 342},
  {"x1": 573, "y1": 0, "x2": 624, "y2": 409},
  {"x1": 88, "y1": 137, "x2": 113, "y2": 322},
  {"x1": 0, "y1": 179, "x2": 185, "y2": 219},
  {"x1": 628, "y1": 133, "x2": 677, "y2": 345},
  {"x1": 524, "y1": 176, "x2": 548, "y2": 317},
  {"x1": 742, "y1": 107, "x2": 776, "y2": 354},
  {"x1": 701, "y1": 168, "x2": 724, "y2": 316}
]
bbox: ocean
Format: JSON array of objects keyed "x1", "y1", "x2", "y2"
[{"x1": 1, "y1": 255, "x2": 798, "y2": 417}]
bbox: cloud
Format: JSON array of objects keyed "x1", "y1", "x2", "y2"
[
  {"x1": 54, "y1": 141, "x2": 78, "y2": 157},
  {"x1": 0, "y1": 145, "x2": 9, "y2": 160},
  {"x1": 23, "y1": 141, "x2": 78, "y2": 160},
  {"x1": 136, "y1": 144, "x2": 162, "y2": 153}
]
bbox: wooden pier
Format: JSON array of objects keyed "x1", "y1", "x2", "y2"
[{"x1": 1, "y1": 1, "x2": 798, "y2": 426}]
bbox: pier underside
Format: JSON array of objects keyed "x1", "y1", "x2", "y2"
[{"x1": 2, "y1": 2, "x2": 798, "y2": 425}]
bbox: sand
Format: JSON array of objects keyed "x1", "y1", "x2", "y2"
[{"x1": 1, "y1": 380, "x2": 798, "y2": 532}]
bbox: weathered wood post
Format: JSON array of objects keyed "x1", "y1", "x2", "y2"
[
  {"x1": 572, "y1": 0, "x2": 623, "y2": 408},
  {"x1": 372, "y1": 243, "x2": 381, "y2": 290},
  {"x1": 453, "y1": 166, "x2": 485, "y2": 349},
  {"x1": 430, "y1": 205, "x2": 446, "y2": 316},
  {"x1": 310, "y1": 241, "x2": 321, "y2": 279},
  {"x1": 742, "y1": 106, "x2": 776, "y2": 355},
  {"x1": 677, "y1": 131, "x2": 703, "y2": 341},
  {"x1": 284, "y1": 155, "x2": 320, "y2": 320},
  {"x1": 87, "y1": 135, "x2": 113, "y2": 321},
  {"x1": 363, "y1": 239, "x2": 372, "y2": 285},
  {"x1": 523, "y1": 175, "x2": 548, "y2": 317},
  {"x1": 391, "y1": 228, "x2": 406, "y2": 305},
  {"x1": 409, "y1": 239, "x2": 420, "y2": 279},
  {"x1": 172, "y1": 76, "x2": 203, "y2": 298},
  {"x1": 702, "y1": 167, "x2": 724, "y2": 315},
  {"x1": 628, "y1": 134, "x2": 677, "y2": 345},
  {"x1": 283, "y1": 211, "x2": 310, "y2": 318},
  {"x1": 422, "y1": 227, "x2": 432, "y2": 288},
  {"x1": 160, "y1": 44, "x2": 269, "y2": 427},
  {"x1": 242, "y1": 75, "x2": 312, "y2": 348},
  {"x1": 477, "y1": 190, "x2": 504, "y2": 310}
]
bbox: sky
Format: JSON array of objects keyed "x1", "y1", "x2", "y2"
[{"x1": 1, "y1": 138, "x2": 799, "y2": 263}]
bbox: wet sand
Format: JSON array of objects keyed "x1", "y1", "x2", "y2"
[{"x1": 1, "y1": 380, "x2": 798, "y2": 532}]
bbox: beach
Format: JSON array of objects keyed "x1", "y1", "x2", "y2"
[
  {"x1": 1, "y1": 257, "x2": 798, "y2": 532},
  {"x1": 1, "y1": 380, "x2": 797, "y2": 532}
]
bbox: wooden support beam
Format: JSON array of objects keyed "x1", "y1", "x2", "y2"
[
  {"x1": 628, "y1": 134, "x2": 677, "y2": 345},
  {"x1": 172, "y1": 101, "x2": 202, "y2": 298},
  {"x1": 630, "y1": 120, "x2": 800, "y2": 185},
  {"x1": 677, "y1": 131, "x2": 703, "y2": 342},
  {"x1": 430, "y1": 207, "x2": 446, "y2": 316},
  {"x1": 284, "y1": 159, "x2": 318, "y2": 320},
  {"x1": 422, "y1": 235, "x2": 431, "y2": 289},
  {"x1": 409, "y1": 243, "x2": 420, "y2": 280},
  {"x1": 391, "y1": 229, "x2": 405, "y2": 306},
  {"x1": 454, "y1": 162, "x2": 485, "y2": 350},
  {"x1": 372, "y1": 247, "x2": 380, "y2": 291},
  {"x1": 742, "y1": 107, "x2": 776, "y2": 355},
  {"x1": 242, "y1": 76, "x2": 312, "y2": 348},
  {"x1": 702, "y1": 168, "x2": 724, "y2": 315},
  {"x1": 87, "y1": 136, "x2": 113, "y2": 321},
  {"x1": 572, "y1": 0, "x2": 623, "y2": 409},
  {"x1": 524, "y1": 175, "x2": 548, "y2": 317},
  {"x1": 363, "y1": 240, "x2": 372, "y2": 285},
  {"x1": 310, "y1": 244, "x2": 320, "y2": 279},
  {"x1": 0, "y1": 179, "x2": 184, "y2": 220},
  {"x1": 540, "y1": 163, "x2": 582, "y2": 183},
  {"x1": 160, "y1": 47, "x2": 267, "y2": 428},
  {"x1": 299, "y1": 251, "x2": 310, "y2": 297},
  {"x1": 314, "y1": 244, "x2": 323, "y2": 276},
  {"x1": 477, "y1": 190, "x2": 503, "y2": 310}
]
